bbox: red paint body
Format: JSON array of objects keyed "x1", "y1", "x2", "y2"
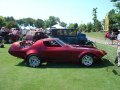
[{"x1": 8, "y1": 38, "x2": 107, "y2": 63}]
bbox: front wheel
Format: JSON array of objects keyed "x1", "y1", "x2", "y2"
[
  {"x1": 81, "y1": 54, "x2": 94, "y2": 66},
  {"x1": 26, "y1": 55, "x2": 41, "y2": 68}
]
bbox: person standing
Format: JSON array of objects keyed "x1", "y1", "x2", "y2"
[
  {"x1": 104, "y1": 31, "x2": 110, "y2": 44},
  {"x1": 116, "y1": 30, "x2": 120, "y2": 66},
  {"x1": 110, "y1": 31, "x2": 116, "y2": 44},
  {"x1": 117, "y1": 30, "x2": 120, "y2": 46}
]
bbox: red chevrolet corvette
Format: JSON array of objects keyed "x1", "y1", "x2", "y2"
[{"x1": 8, "y1": 38, "x2": 107, "y2": 67}]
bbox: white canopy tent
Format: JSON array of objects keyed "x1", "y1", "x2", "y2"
[
  {"x1": 46, "y1": 24, "x2": 65, "y2": 33},
  {"x1": 51, "y1": 24, "x2": 65, "y2": 29}
]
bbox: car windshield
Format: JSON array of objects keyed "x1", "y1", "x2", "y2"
[{"x1": 56, "y1": 39, "x2": 66, "y2": 46}]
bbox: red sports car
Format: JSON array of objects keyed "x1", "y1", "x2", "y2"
[{"x1": 8, "y1": 38, "x2": 107, "y2": 67}]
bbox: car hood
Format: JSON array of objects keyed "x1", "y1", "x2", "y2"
[{"x1": 71, "y1": 44, "x2": 97, "y2": 49}]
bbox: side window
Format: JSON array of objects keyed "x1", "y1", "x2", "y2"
[{"x1": 43, "y1": 40, "x2": 61, "y2": 47}]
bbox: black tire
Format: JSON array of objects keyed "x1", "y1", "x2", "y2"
[
  {"x1": 1, "y1": 45, "x2": 4, "y2": 48},
  {"x1": 86, "y1": 42, "x2": 95, "y2": 47},
  {"x1": 26, "y1": 55, "x2": 41, "y2": 68},
  {"x1": 115, "y1": 56, "x2": 118, "y2": 64},
  {"x1": 80, "y1": 54, "x2": 94, "y2": 66}
]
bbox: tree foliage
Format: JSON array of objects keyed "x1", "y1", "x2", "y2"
[
  {"x1": 4, "y1": 16, "x2": 15, "y2": 22},
  {"x1": 68, "y1": 23, "x2": 78, "y2": 30},
  {"x1": 0, "y1": 16, "x2": 6, "y2": 28},
  {"x1": 68, "y1": 23, "x2": 75, "y2": 29},
  {"x1": 0, "y1": 15, "x2": 66, "y2": 29},
  {"x1": 86, "y1": 22, "x2": 93, "y2": 32},
  {"x1": 35, "y1": 19, "x2": 45, "y2": 28},
  {"x1": 44, "y1": 16, "x2": 61, "y2": 28},
  {"x1": 92, "y1": 8, "x2": 98, "y2": 31},
  {"x1": 6, "y1": 21, "x2": 18, "y2": 29},
  {"x1": 92, "y1": 8, "x2": 102, "y2": 31},
  {"x1": 78, "y1": 24, "x2": 86, "y2": 32},
  {"x1": 60, "y1": 22, "x2": 67, "y2": 27},
  {"x1": 109, "y1": 0, "x2": 120, "y2": 30},
  {"x1": 111, "y1": 0, "x2": 120, "y2": 13},
  {"x1": 74, "y1": 23, "x2": 78, "y2": 29}
]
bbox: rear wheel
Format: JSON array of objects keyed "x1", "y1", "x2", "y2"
[
  {"x1": 27, "y1": 55, "x2": 41, "y2": 68},
  {"x1": 81, "y1": 54, "x2": 94, "y2": 66}
]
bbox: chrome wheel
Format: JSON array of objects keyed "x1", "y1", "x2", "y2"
[
  {"x1": 81, "y1": 54, "x2": 94, "y2": 66},
  {"x1": 28, "y1": 55, "x2": 41, "y2": 67}
]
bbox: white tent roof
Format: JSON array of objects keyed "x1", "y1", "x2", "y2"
[
  {"x1": 20, "y1": 25, "x2": 36, "y2": 30},
  {"x1": 51, "y1": 24, "x2": 65, "y2": 29}
]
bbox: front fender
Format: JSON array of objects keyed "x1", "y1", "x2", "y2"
[
  {"x1": 78, "y1": 51, "x2": 96, "y2": 60},
  {"x1": 78, "y1": 51, "x2": 88, "y2": 59}
]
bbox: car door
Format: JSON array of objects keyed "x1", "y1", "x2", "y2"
[
  {"x1": 65, "y1": 47, "x2": 81, "y2": 62},
  {"x1": 42, "y1": 40, "x2": 67, "y2": 62}
]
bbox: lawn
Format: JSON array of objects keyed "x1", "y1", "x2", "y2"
[
  {"x1": 85, "y1": 32, "x2": 105, "y2": 40},
  {"x1": 0, "y1": 44, "x2": 120, "y2": 90}
]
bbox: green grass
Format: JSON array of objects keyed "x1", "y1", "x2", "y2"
[
  {"x1": 85, "y1": 32, "x2": 105, "y2": 39},
  {"x1": 0, "y1": 44, "x2": 120, "y2": 90}
]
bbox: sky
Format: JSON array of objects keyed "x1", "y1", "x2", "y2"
[{"x1": 0, "y1": 0, "x2": 115, "y2": 24}]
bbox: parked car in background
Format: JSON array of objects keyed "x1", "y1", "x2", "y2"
[
  {"x1": 8, "y1": 38, "x2": 107, "y2": 68},
  {"x1": 50, "y1": 29, "x2": 95, "y2": 47},
  {"x1": 25, "y1": 30, "x2": 48, "y2": 41},
  {"x1": 0, "y1": 28, "x2": 21, "y2": 44},
  {"x1": 5, "y1": 29, "x2": 21, "y2": 43}
]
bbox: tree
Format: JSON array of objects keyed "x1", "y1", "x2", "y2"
[
  {"x1": 35, "y1": 19, "x2": 44, "y2": 28},
  {"x1": 78, "y1": 24, "x2": 86, "y2": 32},
  {"x1": 48, "y1": 16, "x2": 60, "y2": 26},
  {"x1": 108, "y1": 9, "x2": 117, "y2": 30},
  {"x1": 68, "y1": 23, "x2": 78, "y2": 29},
  {"x1": 68, "y1": 23, "x2": 75, "y2": 29},
  {"x1": 44, "y1": 16, "x2": 60, "y2": 28},
  {"x1": 92, "y1": 8, "x2": 98, "y2": 32},
  {"x1": 4, "y1": 16, "x2": 15, "y2": 22},
  {"x1": 111, "y1": 0, "x2": 117, "y2": 1},
  {"x1": 96, "y1": 20, "x2": 103, "y2": 31},
  {"x1": 86, "y1": 22, "x2": 93, "y2": 32},
  {"x1": 60, "y1": 22, "x2": 67, "y2": 27},
  {"x1": 92, "y1": 8, "x2": 103, "y2": 31},
  {"x1": 111, "y1": 0, "x2": 120, "y2": 13},
  {"x1": 74, "y1": 23, "x2": 78, "y2": 29},
  {"x1": 23, "y1": 18, "x2": 36, "y2": 26},
  {"x1": 0, "y1": 16, "x2": 6, "y2": 28},
  {"x1": 16, "y1": 18, "x2": 36, "y2": 26},
  {"x1": 44, "y1": 20, "x2": 50, "y2": 28},
  {"x1": 6, "y1": 21, "x2": 18, "y2": 29},
  {"x1": 110, "y1": 0, "x2": 120, "y2": 29}
]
